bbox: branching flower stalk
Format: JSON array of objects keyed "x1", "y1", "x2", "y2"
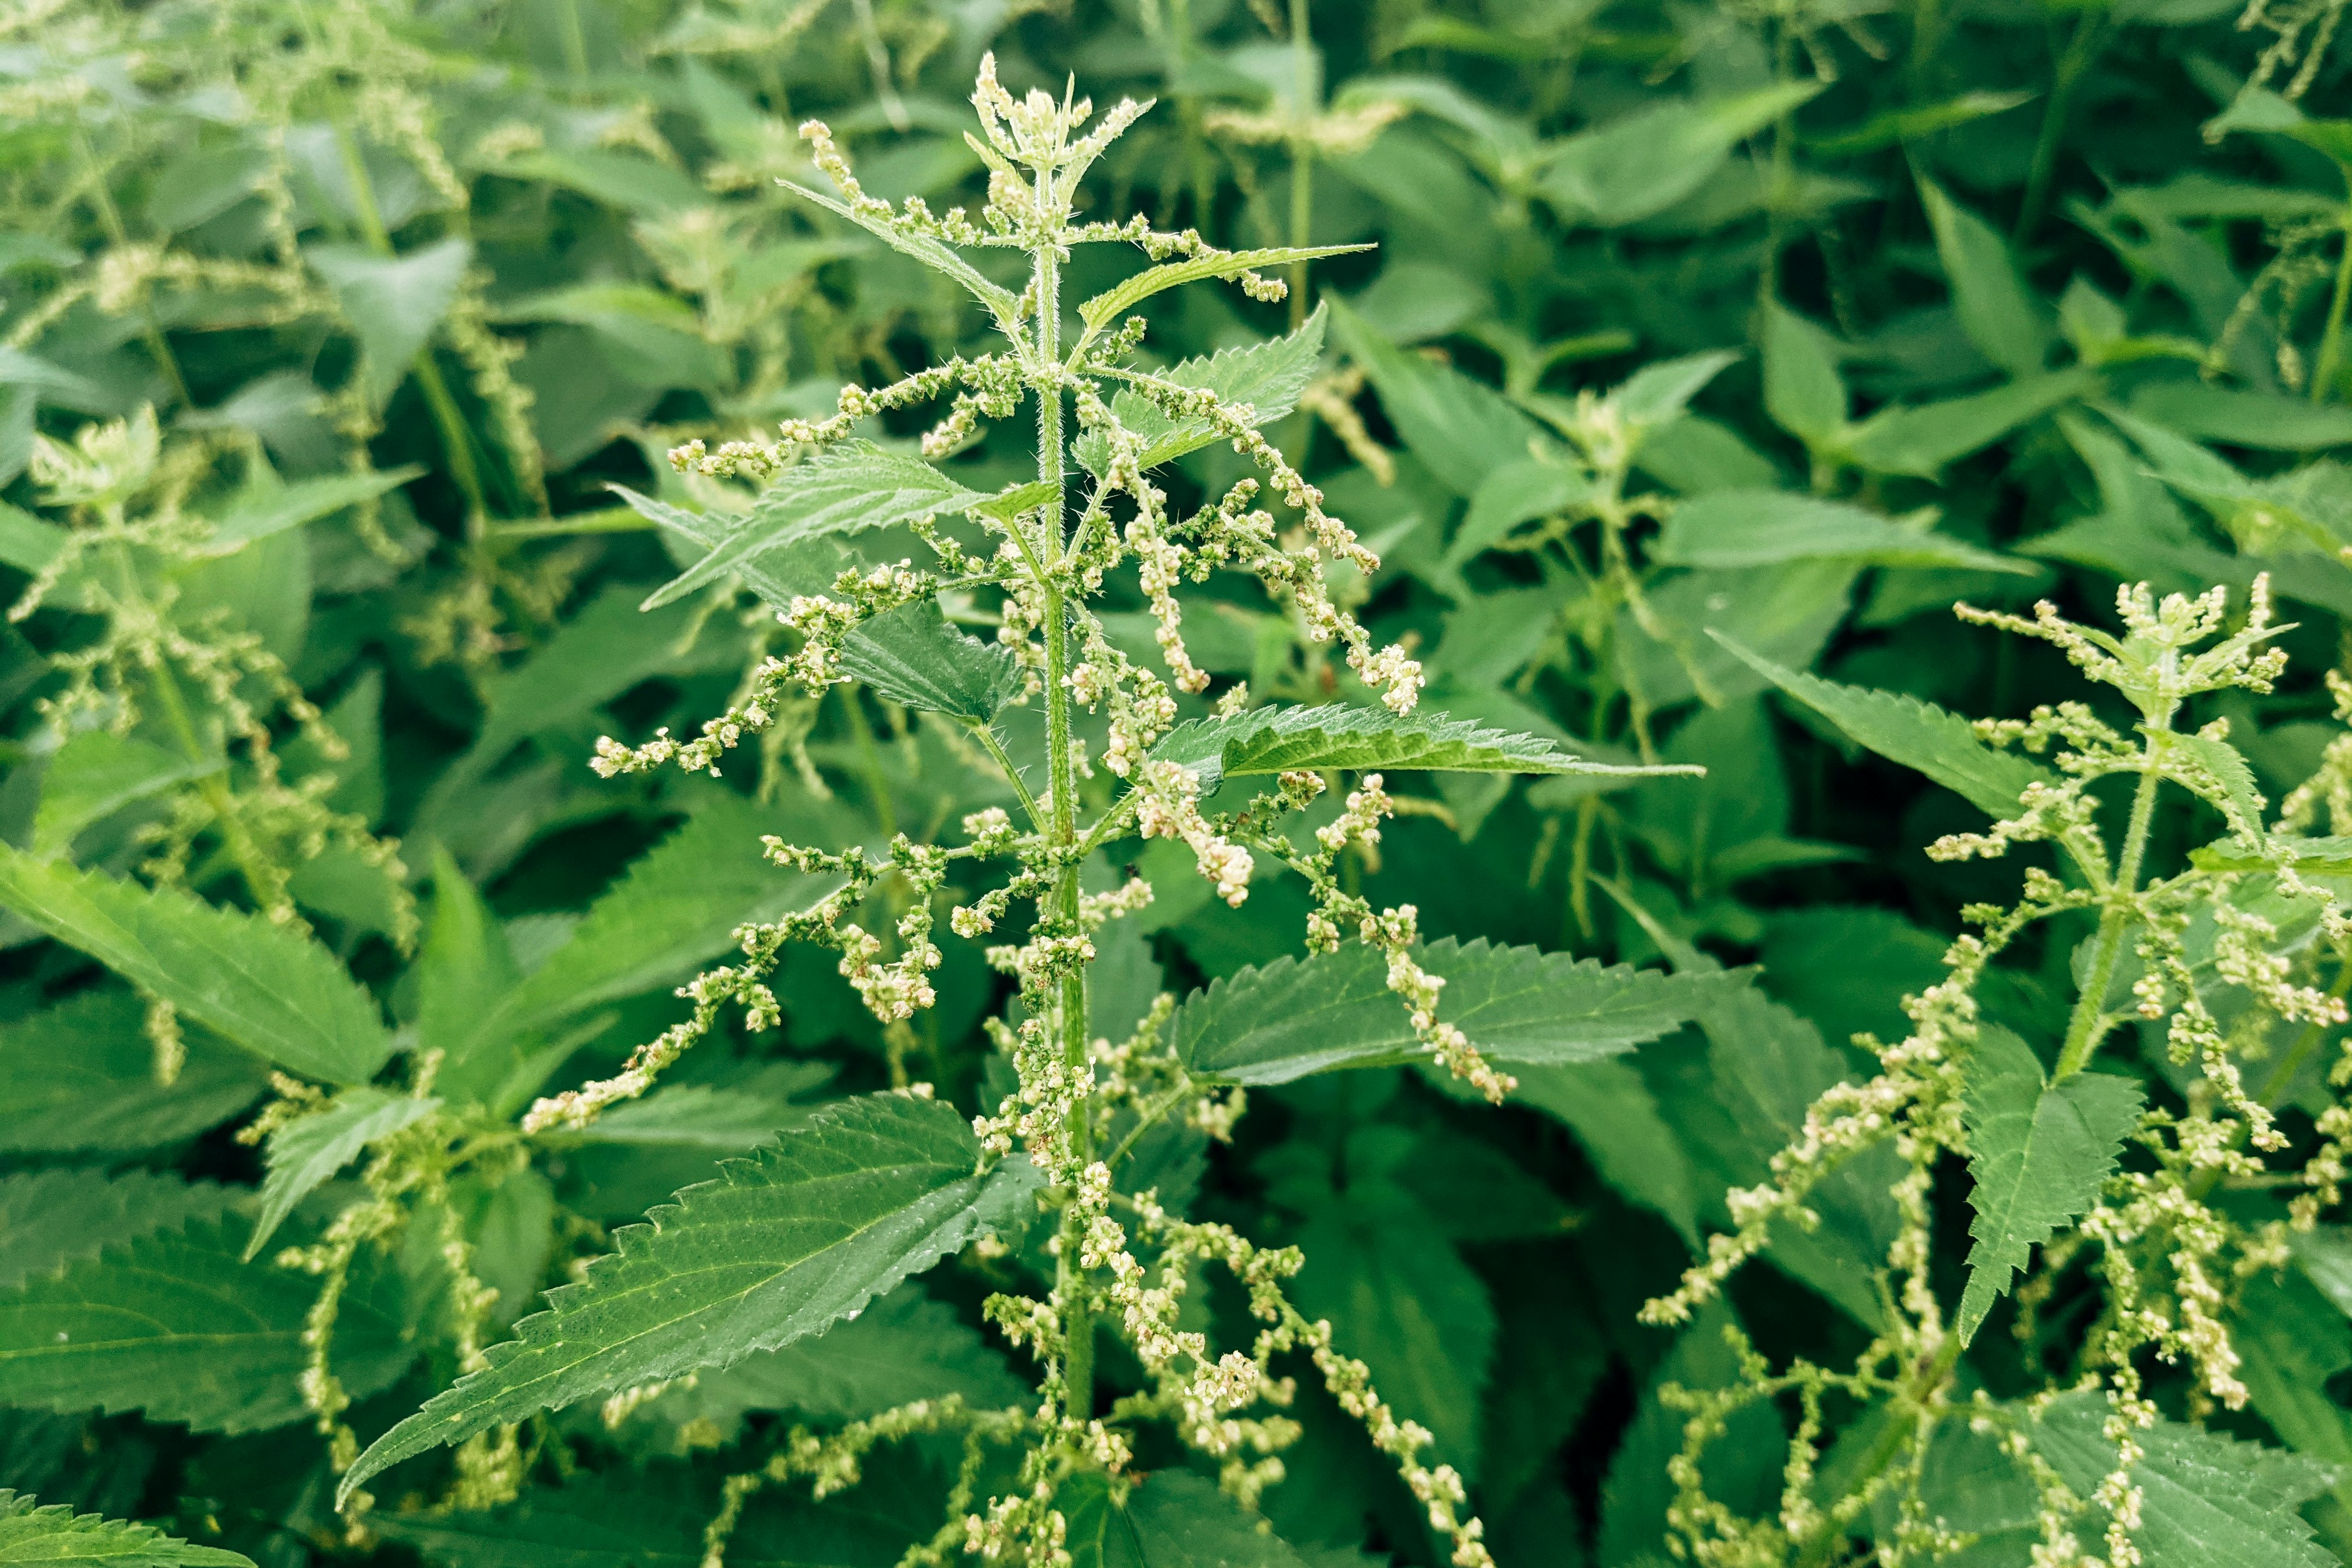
[
  {"x1": 531, "y1": 58, "x2": 1513, "y2": 1567},
  {"x1": 1641, "y1": 578, "x2": 2352, "y2": 1565}
]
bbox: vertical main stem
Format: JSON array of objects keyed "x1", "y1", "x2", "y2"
[
  {"x1": 2311, "y1": 192, "x2": 2352, "y2": 405},
  {"x1": 1285, "y1": 0, "x2": 1315, "y2": 329},
  {"x1": 1035, "y1": 241, "x2": 1096, "y2": 1419},
  {"x1": 2054, "y1": 728, "x2": 2168, "y2": 1080}
]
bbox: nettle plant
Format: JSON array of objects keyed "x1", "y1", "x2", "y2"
[
  {"x1": 0, "y1": 58, "x2": 1740, "y2": 1567},
  {"x1": 1646, "y1": 582, "x2": 2352, "y2": 1565}
]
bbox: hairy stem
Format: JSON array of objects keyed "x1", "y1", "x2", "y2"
[
  {"x1": 1034, "y1": 238, "x2": 1097, "y2": 1420},
  {"x1": 2054, "y1": 730, "x2": 2168, "y2": 1080},
  {"x1": 2311, "y1": 194, "x2": 2352, "y2": 405}
]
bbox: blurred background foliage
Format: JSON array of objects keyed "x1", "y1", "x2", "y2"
[{"x1": 9, "y1": 0, "x2": 2352, "y2": 1562}]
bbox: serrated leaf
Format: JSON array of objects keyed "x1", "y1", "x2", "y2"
[
  {"x1": 339, "y1": 1095, "x2": 1040, "y2": 1503},
  {"x1": 0, "y1": 1218, "x2": 411, "y2": 1434},
  {"x1": 32, "y1": 730, "x2": 213, "y2": 856},
  {"x1": 1146, "y1": 702, "x2": 1682, "y2": 794},
  {"x1": 2028, "y1": 1389, "x2": 2338, "y2": 1568},
  {"x1": 1654, "y1": 490, "x2": 2026, "y2": 573},
  {"x1": 1843, "y1": 368, "x2": 2096, "y2": 477},
  {"x1": 1063, "y1": 1470, "x2": 1312, "y2": 1568},
  {"x1": 1293, "y1": 1189, "x2": 1495, "y2": 1479},
  {"x1": 0, "y1": 1172, "x2": 238, "y2": 1291},
  {"x1": 416, "y1": 848, "x2": 521, "y2": 1076},
  {"x1": 636, "y1": 1285, "x2": 1026, "y2": 1434},
  {"x1": 1919, "y1": 177, "x2": 2049, "y2": 376},
  {"x1": 372, "y1": 1456, "x2": 925, "y2": 1568},
  {"x1": 1504, "y1": 1062, "x2": 1701, "y2": 1242},
  {"x1": 1174, "y1": 938, "x2": 1747, "y2": 1085},
  {"x1": 0, "y1": 845, "x2": 393, "y2": 1086},
  {"x1": 838, "y1": 600, "x2": 1023, "y2": 720},
  {"x1": 447, "y1": 793, "x2": 852, "y2": 1106},
  {"x1": 1077, "y1": 245, "x2": 1370, "y2": 332},
  {"x1": 197, "y1": 466, "x2": 422, "y2": 555},
  {"x1": 0, "y1": 1490, "x2": 252, "y2": 1566},
  {"x1": 2168, "y1": 729, "x2": 2267, "y2": 839},
  {"x1": 781, "y1": 180, "x2": 1022, "y2": 325},
  {"x1": 1616, "y1": 350, "x2": 1743, "y2": 429},
  {"x1": 1762, "y1": 303, "x2": 1847, "y2": 444},
  {"x1": 1440, "y1": 458, "x2": 1592, "y2": 576},
  {"x1": 1327, "y1": 298, "x2": 1542, "y2": 496},
  {"x1": 247, "y1": 1089, "x2": 440, "y2": 1259},
  {"x1": 1540, "y1": 83, "x2": 1823, "y2": 228},
  {"x1": 640, "y1": 443, "x2": 983, "y2": 610},
  {"x1": 0, "y1": 989, "x2": 265, "y2": 1155},
  {"x1": 1713, "y1": 635, "x2": 2052, "y2": 818},
  {"x1": 306, "y1": 239, "x2": 472, "y2": 410},
  {"x1": 1075, "y1": 307, "x2": 1327, "y2": 478},
  {"x1": 1956, "y1": 1028, "x2": 2142, "y2": 1343}
]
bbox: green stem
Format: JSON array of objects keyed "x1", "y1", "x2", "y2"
[
  {"x1": 837, "y1": 685, "x2": 898, "y2": 840},
  {"x1": 2054, "y1": 733, "x2": 2168, "y2": 1080},
  {"x1": 2014, "y1": 12, "x2": 2103, "y2": 243},
  {"x1": 1101, "y1": 1079, "x2": 1193, "y2": 1172},
  {"x1": 104, "y1": 540, "x2": 275, "y2": 905},
  {"x1": 1793, "y1": 1335, "x2": 1963, "y2": 1568},
  {"x1": 1033, "y1": 236, "x2": 1096, "y2": 1422},
  {"x1": 328, "y1": 121, "x2": 495, "y2": 536},
  {"x1": 1285, "y1": 0, "x2": 1315, "y2": 329},
  {"x1": 73, "y1": 128, "x2": 191, "y2": 405},
  {"x1": 2311, "y1": 189, "x2": 2352, "y2": 405},
  {"x1": 972, "y1": 722, "x2": 1046, "y2": 835}
]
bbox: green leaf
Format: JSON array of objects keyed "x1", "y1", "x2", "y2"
[
  {"x1": 1616, "y1": 350, "x2": 1743, "y2": 429},
  {"x1": 0, "y1": 845, "x2": 394, "y2": 1086},
  {"x1": 1063, "y1": 1461, "x2": 1316, "y2": 1568},
  {"x1": 638, "y1": 442, "x2": 983, "y2": 610},
  {"x1": 0, "y1": 1490, "x2": 252, "y2": 1567},
  {"x1": 1919, "y1": 178, "x2": 2049, "y2": 376},
  {"x1": 630, "y1": 1284, "x2": 1026, "y2": 1434},
  {"x1": 0, "y1": 499, "x2": 68, "y2": 576},
  {"x1": 1175, "y1": 938, "x2": 1748, "y2": 1085},
  {"x1": 1956, "y1": 1027, "x2": 2143, "y2": 1344},
  {"x1": 416, "y1": 848, "x2": 522, "y2": 1082},
  {"x1": 1077, "y1": 245, "x2": 1371, "y2": 332},
  {"x1": 1540, "y1": 83, "x2": 1821, "y2": 228},
  {"x1": 489, "y1": 284, "x2": 725, "y2": 388},
  {"x1": 838, "y1": 600, "x2": 1023, "y2": 720},
  {"x1": 1761, "y1": 303, "x2": 1847, "y2": 445},
  {"x1": 339, "y1": 1095, "x2": 1040, "y2": 1504},
  {"x1": 32, "y1": 730, "x2": 213, "y2": 856},
  {"x1": 1146, "y1": 702, "x2": 1682, "y2": 794},
  {"x1": 1503, "y1": 1062, "x2": 1700, "y2": 1242},
  {"x1": 451, "y1": 793, "x2": 852, "y2": 1103},
  {"x1": 1654, "y1": 490, "x2": 2025, "y2": 573},
  {"x1": 197, "y1": 467, "x2": 422, "y2": 555},
  {"x1": 0, "y1": 988, "x2": 265, "y2": 1155},
  {"x1": 371, "y1": 1457, "x2": 925, "y2": 1568},
  {"x1": 2168, "y1": 729, "x2": 2268, "y2": 839},
  {"x1": 2237, "y1": 1268, "x2": 2352, "y2": 1467},
  {"x1": 1076, "y1": 306, "x2": 1327, "y2": 478},
  {"x1": 1442, "y1": 458, "x2": 1592, "y2": 575},
  {"x1": 0, "y1": 1217, "x2": 411, "y2": 1434},
  {"x1": 1327, "y1": 298, "x2": 1544, "y2": 497},
  {"x1": 306, "y1": 239, "x2": 473, "y2": 410},
  {"x1": 2027, "y1": 1389, "x2": 2338, "y2": 1568},
  {"x1": 1713, "y1": 636, "x2": 2053, "y2": 818},
  {"x1": 1293, "y1": 1193, "x2": 1494, "y2": 1479},
  {"x1": 2130, "y1": 382, "x2": 2352, "y2": 452},
  {"x1": 1843, "y1": 369, "x2": 2096, "y2": 477},
  {"x1": 780, "y1": 180, "x2": 1022, "y2": 326},
  {"x1": 248, "y1": 1089, "x2": 440, "y2": 1259},
  {"x1": 0, "y1": 1171, "x2": 238, "y2": 1291}
]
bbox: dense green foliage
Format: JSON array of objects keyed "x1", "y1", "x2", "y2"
[{"x1": 11, "y1": 0, "x2": 2352, "y2": 1564}]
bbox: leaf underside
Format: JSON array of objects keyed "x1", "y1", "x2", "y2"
[{"x1": 837, "y1": 599, "x2": 1025, "y2": 720}]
